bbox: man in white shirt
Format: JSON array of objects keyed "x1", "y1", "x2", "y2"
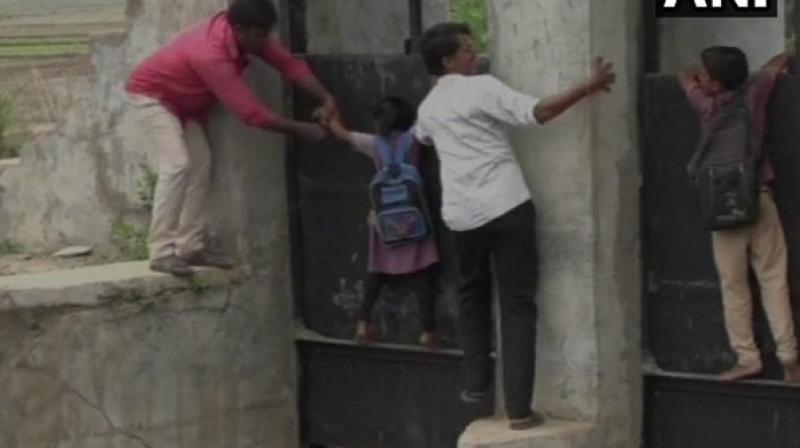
[{"x1": 415, "y1": 22, "x2": 615, "y2": 430}]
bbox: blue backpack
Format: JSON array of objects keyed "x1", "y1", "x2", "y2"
[{"x1": 369, "y1": 132, "x2": 433, "y2": 247}]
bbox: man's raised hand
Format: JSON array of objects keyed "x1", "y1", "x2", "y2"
[{"x1": 587, "y1": 57, "x2": 616, "y2": 94}]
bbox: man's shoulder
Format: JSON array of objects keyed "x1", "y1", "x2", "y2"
[
  {"x1": 421, "y1": 75, "x2": 498, "y2": 104},
  {"x1": 457, "y1": 74, "x2": 502, "y2": 90},
  {"x1": 171, "y1": 15, "x2": 227, "y2": 53},
  {"x1": 746, "y1": 69, "x2": 779, "y2": 91},
  {"x1": 417, "y1": 87, "x2": 442, "y2": 117}
]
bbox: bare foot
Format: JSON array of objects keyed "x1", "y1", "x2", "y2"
[
  {"x1": 718, "y1": 363, "x2": 762, "y2": 382},
  {"x1": 355, "y1": 321, "x2": 376, "y2": 345},
  {"x1": 784, "y1": 362, "x2": 800, "y2": 383},
  {"x1": 419, "y1": 332, "x2": 442, "y2": 351}
]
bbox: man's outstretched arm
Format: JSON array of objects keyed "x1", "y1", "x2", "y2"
[
  {"x1": 533, "y1": 57, "x2": 616, "y2": 124},
  {"x1": 261, "y1": 38, "x2": 340, "y2": 121}
]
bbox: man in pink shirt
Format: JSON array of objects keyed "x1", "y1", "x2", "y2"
[{"x1": 127, "y1": 0, "x2": 334, "y2": 276}]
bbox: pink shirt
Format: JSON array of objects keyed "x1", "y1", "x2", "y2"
[
  {"x1": 127, "y1": 13, "x2": 312, "y2": 127},
  {"x1": 683, "y1": 70, "x2": 779, "y2": 184}
]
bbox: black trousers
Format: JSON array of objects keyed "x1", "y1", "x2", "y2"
[
  {"x1": 358, "y1": 265, "x2": 439, "y2": 332},
  {"x1": 451, "y1": 201, "x2": 538, "y2": 419}
]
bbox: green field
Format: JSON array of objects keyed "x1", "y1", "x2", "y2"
[{"x1": 0, "y1": 38, "x2": 89, "y2": 59}]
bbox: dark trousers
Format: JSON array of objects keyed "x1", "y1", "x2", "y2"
[
  {"x1": 452, "y1": 201, "x2": 538, "y2": 419},
  {"x1": 358, "y1": 265, "x2": 439, "y2": 332}
]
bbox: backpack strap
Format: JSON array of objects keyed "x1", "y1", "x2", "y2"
[
  {"x1": 687, "y1": 92, "x2": 750, "y2": 178},
  {"x1": 396, "y1": 132, "x2": 415, "y2": 164},
  {"x1": 376, "y1": 137, "x2": 396, "y2": 167},
  {"x1": 377, "y1": 132, "x2": 416, "y2": 167}
]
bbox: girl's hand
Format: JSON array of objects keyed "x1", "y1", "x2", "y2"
[
  {"x1": 295, "y1": 122, "x2": 328, "y2": 143},
  {"x1": 312, "y1": 107, "x2": 329, "y2": 127},
  {"x1": 321, "y1": 96, "x2": 340, "y2": 123}
]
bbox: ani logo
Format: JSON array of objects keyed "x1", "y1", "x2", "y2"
[{"x1": 656, "y1": 0, "x2": 777, "y2": 17}]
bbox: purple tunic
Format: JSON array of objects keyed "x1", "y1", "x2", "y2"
[{"x1": 349, "y1": 132, "x2": 440, "y2": 274}]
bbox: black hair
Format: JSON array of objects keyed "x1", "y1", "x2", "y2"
[
  {"x1": 419, "y1": 22, "x2": 473, "y2": 76},
  {"x1": 372, "y1": 96, "x2": 417, "y2": 136},
  {"x1": 701, "y1": 46, "x2": 749, "y2": 91},
  {"x1": 227, "y1": 0, "x2": 278, "y2": 31}
]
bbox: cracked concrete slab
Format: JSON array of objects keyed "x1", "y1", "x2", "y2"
[
  {"x1": 0, "y1": 269, "x2": 295, "y2": 448},
  {"x1": 458, "y1": 417, "x2": 595, "y2": 448},
  {"x1": 0, "y1": 261, "x2": 241, "y2": 310}
]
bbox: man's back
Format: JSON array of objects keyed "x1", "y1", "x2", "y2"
[
  {"x1": 415, "y1": 74, "x2": 541, "y2": 231},
  {"x1": 684, "y1": 70, "x2": 780, "y2": 184},
  {"x1": 127, "y1": 13, "x2": 309, "y2": 127}
]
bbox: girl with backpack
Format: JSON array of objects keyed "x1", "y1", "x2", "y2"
[{"x1": 319, "y1": 96, "x2": 441, "y2": 350}]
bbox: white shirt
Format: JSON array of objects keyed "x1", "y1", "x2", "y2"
[{"x1": 415, "y1": 74, "x2": 541, "y2": 231}]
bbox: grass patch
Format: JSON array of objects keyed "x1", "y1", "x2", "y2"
[
  {"x1": 0, "y1": 42, "x2": 89, "y2": 58},
  {"x1": 137, "y1": 164, "x2": 157, "y2": 209},
  {"x1": 0, "y1": 36, "x2": 87, "y2": 47},
  {"x1": 112, "y1": 222, "x2": 149, "y2": 261},
  {"x1": 0, "y1": 240, "x2": 23, "y2": 256},
  {"x1": 0, "y1": 91, "x2": 20, "y2": 159},
  {"x1": 452, "y1": 0, "x2": 489, "y2": 53},
  {"x1": 189, "y1": 277, "x2": 214, "y2": 296},
  {"x1": 111, "y1": 168, "x2": 156, "y2": 262}
]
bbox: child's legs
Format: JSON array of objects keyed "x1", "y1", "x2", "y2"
[
  {"x1": 129, "y1": 94, "x2": 191, "y2": 261},
  {"x1": 712, "y1": 226, "x2": 760, "y2": 367},
  {"x1": 176, "y1": 121, "x2": 211, "y2": 258},
  {"x1": 358, "y1": 272, "x2": 388, "y2": 323},
  {"x1": 415, "y1": 264, "x2": 440, "y2": 333},
  {"x1": 453, "y1": 225, "x2": 494, "y2": 393},
  {"x1": 750, "y1": 192, "x2": 798, "y2": 365},
  {"x1": 493, "y1": 201, "x2": 538, "y2": 419}
]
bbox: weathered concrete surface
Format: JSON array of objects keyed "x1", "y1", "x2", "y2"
[
  {"x1": 0, "y1": 261, "x2": 238, "y2": 310},
  {"x1": 0, "y1": 269, "x2": 294, "y2": 448},
  {"x1": 0, "y1": 1, "x2": 299, "y2": 447},
  {"x1": 466, "y1": 0, "x2": 642, "y2": 446},
  {"x1": 658, "y1": 2, "x2": 785, "y2": 72},
  {"x1": 305, "y1": 0, "x2": 450, "y2": 54},
  {"x1": 0, "y1": 83, "x2": 298, "y2": 446},
  {"x1": 0, "y1": 0, "x2": 230, "y2": 256},
  {"x1": 459, "y1": 418, "x2": 594, "y2": 448}
]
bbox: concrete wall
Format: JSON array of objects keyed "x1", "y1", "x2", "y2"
[
  {"x1": 0, "y1": 0, "x2": 298, "y2": 446},
  {"x1": 488, "y1": 0, "x2": 641, "y2": 446},
  {"x1": 658, "y1": 1, "x2": 785, "y2": 72},
  {"x1": 305, "y1": 0, "x2": 450, "y2": 54},
  {"x1": 0, "y1": 271, "x2": 296, "y2": 448},
  {"x1": 0, "y1": 0, "x2": 230, "y2": 256}
]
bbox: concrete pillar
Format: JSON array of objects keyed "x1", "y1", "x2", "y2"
[
  {"x1": 658, "y1": 1, "x2": 785, "y2": 72},
  {"x1": 305, "y1": 0, "x2": 450, "y2": 54},
  {"x1": 459, "y1": 1, "x2": 642, "y2": 447}
]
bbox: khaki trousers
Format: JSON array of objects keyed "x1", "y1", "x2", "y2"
[
  {"x1": 128, "y1": 94, "x2": 210, "y2": 261},
  {"x1": 712, "y1": 191, "x2": 798, "y2": 366}
]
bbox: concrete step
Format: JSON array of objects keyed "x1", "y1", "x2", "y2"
[
  {"x1": 459, "y1": 417, "x2": 595, "y2": 448},
  {"x1": 0, "y1": 260, "x2": 238, "y2": 310}
]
